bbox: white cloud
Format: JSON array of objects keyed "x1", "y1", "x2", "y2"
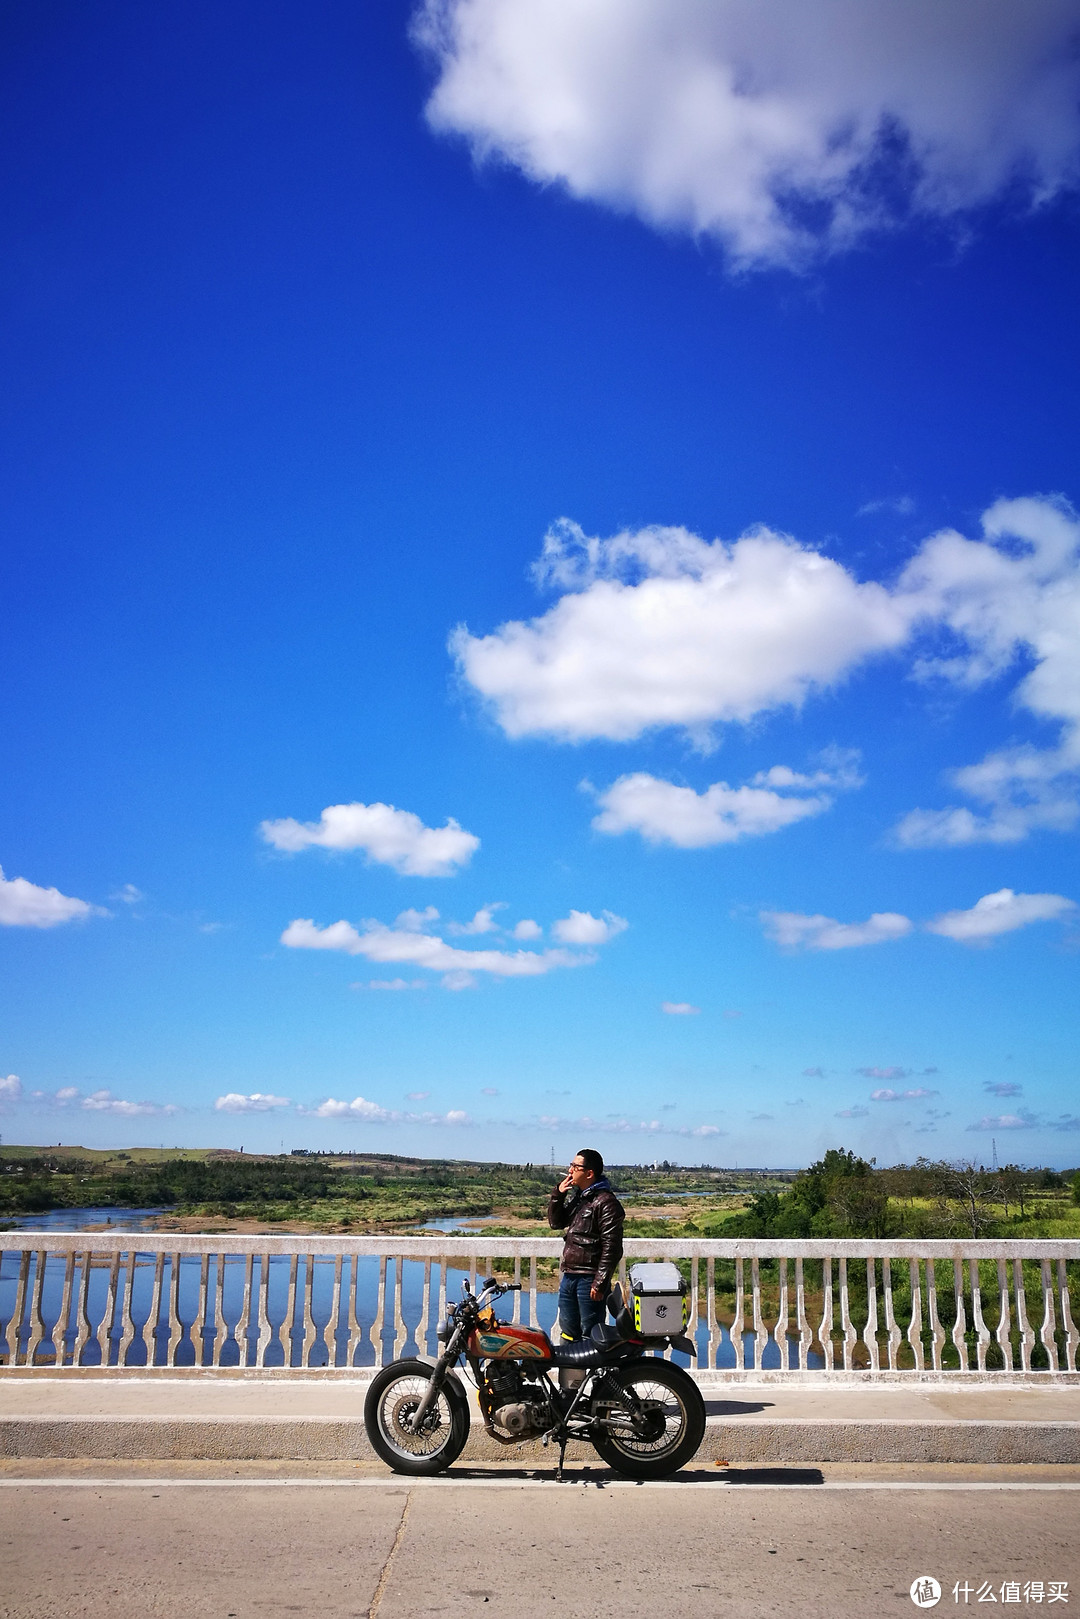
[
  {"x1": 870, "y1": 1086, "x2": 938, "y2": 1102},
  {"x1": 0, "y1": 865, "x2": 98, "y2": 928},
  {"x1": 592, "y1": 772, "x2": 832, "y2": 848},
  {"x1": 967, "y1": 1112, "x2": 1037, "y2": 1131},
  {"x1": 259, "y1": 801, "x2": 479, "y2": 876},
  {"x1": 79, "y1": 1088, "x2": 178, "y2": 1118},
  {"x1": 215, "y1": 1093, "x2": 291, "y2": 1113},
  {"x1": 112, "y1": 884, "x2": 144, "y2": 906},
  {"x1": 550, "y1": 908, "x2": 628, "y2": 945},
  {"x1": 926, "y1": 887, "x2": 1076, "y2": 943},
  {"x1": 836, "y1": 1106, "x2": 870, "y2": 1118},
  {"x1": 280, "y1": 913, "x2": 604, "y2": 980},
  {"x1": 894, "y1": 498, "x2": 1080, "y2": 845},
  {"x1": 0, "y1": 1074, "x2": 22, "y2": 1104},
  {"x1": 661, "y1": 1001, "x2": 700, "y2": 1016},
  {"x1": 359, "y1": 978, "x2": 428, "y2": 991},
  {"x1": 984, "y1": 1081, "x2": 1023, "y2": 1098},
  {"x1": 416, "y1": 0, "x2": 1080, "y2": 270},
  {"x1": 407, "y1": 1090, "x2": 431, "y2": 1100},
  {"x1": 512, "y1": 918, "x2": 542, "y2": 940},
  {"x1": 481, "y1": 1086, "x2": 500, "y2": 1096},
  {"x1": 453, "y1": 519, "x2": 912, "y2": 743},
  {"x1": 761, "y1": 909, "x2": 912, "y2": 950},
  {"x1": 533, "y1": 1112, "x2": 721, "y2": 1139},
  {"x1": 857, "y1": 1065, "x2": 909, "y2": 1081},
  {"x1": 447, "y1": 904, "x2": 505, "y2": 935},
  {"x1": 307, "y1": 1094, "x2": 471, "y2": 1126}
]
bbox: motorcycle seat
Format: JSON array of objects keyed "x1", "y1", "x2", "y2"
[{"x1": 550, "y1": 1339, "x2": 608, "y2": 1368}]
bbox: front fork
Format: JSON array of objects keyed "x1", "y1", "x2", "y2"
[{"x1": 405, "y1": 1341, "x2": 459, "y2": 1432}]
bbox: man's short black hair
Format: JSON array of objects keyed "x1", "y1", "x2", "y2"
[{"x1": 578, "y1": 1148, "x2": 604, "y2": 1178}]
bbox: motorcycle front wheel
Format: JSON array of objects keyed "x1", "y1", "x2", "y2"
[
  {"x1": 590, "y1": 1358, "x2": 706, "y2": 1479},
  {"x1": 364, "y1": 1358, "x2": 470, "y2": 1475}
]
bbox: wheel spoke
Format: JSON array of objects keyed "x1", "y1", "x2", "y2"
[{"x1": 376, "y1": 1375, "x2": 454, "y2": 1460}]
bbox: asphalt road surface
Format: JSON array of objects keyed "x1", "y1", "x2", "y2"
[{"x1": 2, "y1": 1461, "x2": 1079, "y2": 1619}]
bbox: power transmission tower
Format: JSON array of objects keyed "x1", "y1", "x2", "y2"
[{"x1": 992, "y1": 1137, "x2": 999, "y2": 1171}]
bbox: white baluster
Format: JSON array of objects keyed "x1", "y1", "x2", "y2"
[
  {"x1": 55, "y1": 1252, "x2": 77, "y2": 1368},
  {"x1": 927, "y1": 1258, "x2": 945, "y2": 1372},
  {"x1": 237, "y1": 1254, "x2": 254, "y2": 1367},
  {"x1": 707, "y1": 1257, "x2": 721, "y2": 1371},
  {"x1": 345, "y1": 1255, "x2": 363, "y2": 1368},
  {"x1": 906, "y1": 1259, "x2": 924, "y2": 1371},
  {"x1": 165, "y1": 1254, "x2": 184, "y2": 1366},
  {"x1": 300, "y1": 1254, "x2": 319, "y2": 1367},
  {"x1": 191, "y1": 1255, "x2": 210, "y2": 1367},
  {"x1": 732, "y1": 1257, "x2": 745, "y2": 1371},
  {"x1": 255, "y1": 1254, "x2": 273, "y2": 1367},
  {"x1": 25, "y1": 1251, "x2": 49, "y2": 1366},
  {"x1": 73, "y1": 1251, "x2": 95, "y2": 1366},
  {"x1": 950, "y1": 1258, "x2": 968, "y2": 1371},
  {"x1": 146, "y1": 1252, "x2": 165, "y2": 1368},
  {"x1": 1057, "y1": 1259, "x2": 1078, "y2": 1373},
  {"x1": 416, "y1": 1259, "x2": 432, "y2": 1360},
  {"x1": 751, "y1": 1257, "x2": 767, "y2": 1370},
  {"x1": 1038, "y1": 1259, "x2": 1059, "y2": 1371},
  {"x1": 882, "y1": 1258, "x2": 901, "y2": 1371},
  {"x1": 863, "y1": 1259, "x2": 879, "y2": 1372},
  {"x1": 1014, "y1": 1259, "x2": 1034, "y2": 1373},
  {"x1": 392, "y1": 1257, "x2": 409, "y2": 1359},
  {"x1": 838, "y1": 1258, "x2": 856, "y2": 1371},
  {"x1": 100, "y1": 1252, "x2": 121, "y2": 1366},
  {"x1": 211, "y1": 1253, "x2": 228, "y2": 1367},
  {"x1": 370, "y1": 1254, "x2": 387, "y2": 1366},
  {"x1": 116, "y1": 1251, "x2": 140, "y2": 1367},
  {"x1": 528, "y1": 1257, "x2": 538, "y2": 1329},
  {"x1": 773, "y1": 1258, "x2": 788, "y2": 1371},
  {"x1": 795, "y1": 1258, "x2": 811, "y2": 1371},
  {"x1": 819, "y1": 1258, "x2": 834, "y2": 1371},
  {"x1": 328, "y1": 1256, "x2": 344, "y2": 1368},
  {"x1": 282, "y1": 1254, "x2": 299, "y2": 1368},
  {"x1": 512, "y1": 1257, "x2": 522, "y2": 1325},
  {"x1": 970, "y1": 1260, "x2": 990, "y2": 1372},
  {"x1": 994, "y1": 1258, "x2": 1013, "y2": 1372}
]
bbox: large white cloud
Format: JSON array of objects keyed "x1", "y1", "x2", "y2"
[
  {"x1": 415, "y1": 0, "x2": 1080, "y2": 269},
  {"x1": 280, "y1": 904, "x2": 621, "y2": 986},
  {"x1": 455, "y1": 499, "x2": 1080, "y2": 846},
  {"x1": 260, "y1": 801, "x2": 479, "y2": 876},
  {"x1": 592, "y1": 771, "x2": 831, "y2": 848},
  {"x1": 926, "y1": 888, "x2": 1076, "y2": 943},
  {"x1": 0, "y1": 1074, "x2": 22, "y2": 1104},
  {"x1": 215, "y1": 1092, "x2": 292, "y2": 1113},
  {"x1": 453, "y1": 520, "x2": 911, "y2": 743},
  {"x1": 76, "y1": 1088, "x2": 178, "y2": 1117},
  {"x1": 0, "y1": 865, "x2": 97, "y2": 928},
  {"x1": 761, "y1": 909, "x2": 913, "y2": 950},
  {"x1": 893, "y1": 498, "x2": 1080, "y2": 846},
  {"x1": 306, "y1": 1095, "x2": 470, "y2": 1126}
]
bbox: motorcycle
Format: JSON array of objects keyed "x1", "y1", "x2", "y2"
[{"x1": 363, "y1": 1274, "x2": 706, "y2": 1479}]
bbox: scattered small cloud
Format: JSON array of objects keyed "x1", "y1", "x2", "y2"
[
  {"x1": 447, "y1": 904, "x2": 505, "y2": 936},
  {"x1": 358, "y1": 978, "x2": 428, "y2": 991},
  {"x1": 215, "y1": 1093, "x2": 291, "y2": 1113},
  {"x1": 857, "y1": 496, "x2": 915, "y2": 518},
  {"x1": 835, "y1": 1106, "x2": 870, "y2": 1119},
  {"x1": 926, "y1": 888, "x2": 1076, "y2": 944},
  {"x1": 661, "y1": 1001, "x2": 700, "y2": 1016},
  {"x1": 260, "y1": 800, "x2": 479, "y2": 876},
  {"x1": 512, "y1": 918, "x2": 542, "y2": 940},
  {"x1": 785, "y1": 1098, "x2": 806, "y2": 1108},
  {"x1": 0, "y1": 1074, "x2": 22, "y2": 1105},
  {"x1": 550, "y1": 909, "x2": 628, "y2": 946},
  {"x1": 967, "y1": 1112, "x2": 1038, "y2": 1131},
  {"x1": 1052, "y1": 1115, "x2": 1080, "y2": 1133},
  {"x1": 112, "y1": 884, "x2": 144, "y2": 906},
  {"x1": 983, "y1": 1081, "x2": 1023, "y2": 1097},
  {"x1": 761, "y1": 909, "x2": 912, "y2": 951},
  {"x1": 304, "y1": 1094, "x2": 471, "y2": 1126},
  {"x1": 871, "y1": 1086, "x2": 938, "y2": 1102},
  {"x1": 722, "y1": 1008, "x2": 742, "y2": 1020},
  {"x1": 0, "y1": 865, "x2": 100, "y2": 928},
  {"x1": 660, "y1": 1103, "x2": 677, "y2": 1112},
  {"x1": 52, "y1": 1087, "x2": 179, "y2": 1117},
  {"x1": 750, "y1": 1112, "x2": 774, "y2": 1122},
  {"x1": 858, "y1": 1066, "x2": 909, "y2": 1081},
  {"x1": 480, "y1": 1086, "x2": 499, "y2": 1096},
  {"x1": 802, "y1": 1066, "x2": 826, "y2": 1079},
  {"x1": 281, "y1": 911, "x2": 605, "y2": 983},
  {"x1": 591, "y1": 770, "x2": 837, "y2": 849}
]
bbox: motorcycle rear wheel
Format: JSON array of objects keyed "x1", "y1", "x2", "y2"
[
  {"x1": 590, "y1": 1359, "x2": 705, "y2": 1479},
  {"x1": 364, "y1": 1359, "x2": 470, "y2": 1475}
]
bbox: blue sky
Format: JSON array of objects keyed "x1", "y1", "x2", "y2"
[{"x1": 2, "y1": 0, "x2": 1079, "y2": 1166}]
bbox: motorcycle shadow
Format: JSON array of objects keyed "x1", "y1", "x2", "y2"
[
  {"x1": 442, "y1": 1463, "x2": 825, "y2": 1488},
  {"x1": 701, "y1": 1398, "x2": 774, "y2": 1416}
]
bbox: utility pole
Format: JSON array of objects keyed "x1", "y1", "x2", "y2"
[{"x1": 992, "y1": 1137, "x2": 999, "y2": 1171}]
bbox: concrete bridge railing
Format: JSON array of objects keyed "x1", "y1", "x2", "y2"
[{"x1": 2, "y1": 1234, "x2": 1078, "y2": 1381}]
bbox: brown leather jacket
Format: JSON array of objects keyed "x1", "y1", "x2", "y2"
[{"x1": 547, "y1": 1178, "x2": 625, "y2": 1286}]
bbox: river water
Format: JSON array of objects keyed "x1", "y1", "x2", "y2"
[{"x1": 0, "y1": 1207, "x2": 812, "y2": 1370}]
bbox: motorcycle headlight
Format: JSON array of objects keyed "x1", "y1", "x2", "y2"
[{"x1": 436, "y1": 1317, "x2": 453, "y2": 1342}]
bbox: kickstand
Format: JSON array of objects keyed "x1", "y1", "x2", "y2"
[{"x1": 555, "y1": 1433, "x2": 568, "y2": 1482}]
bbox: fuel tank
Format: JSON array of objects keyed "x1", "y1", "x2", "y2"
[{"x1": 466, "y1": 1319, "x2": 553, "y2": 1361}]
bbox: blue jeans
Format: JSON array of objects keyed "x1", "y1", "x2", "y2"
[{"x1": 558, "y1": 1273, "x2": 607, "y2": 1342}]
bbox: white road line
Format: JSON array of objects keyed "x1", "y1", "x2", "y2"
[{"x1": 1, "y1": 1477, "x2": 1079, "y2": 1492}]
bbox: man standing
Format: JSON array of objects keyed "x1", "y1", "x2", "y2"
[{"x1": 547, "y1": 1148, "x2": 625, "y2": 1341}]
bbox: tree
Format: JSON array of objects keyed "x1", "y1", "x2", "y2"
[{"x1": 924, "y1": 1158, "x2": 996, "y2": 1237}]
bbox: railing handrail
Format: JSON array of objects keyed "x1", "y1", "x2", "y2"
[{"x1": 2, "y1": 1233, "x2": 1078, "y2": 1259}]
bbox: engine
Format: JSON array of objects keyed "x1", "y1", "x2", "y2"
[{"x1": 484, "y1": 1364, "x2": 551, "y2": 1439}]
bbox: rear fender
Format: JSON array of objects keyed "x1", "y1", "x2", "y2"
[{"x1": 668, "y1": 1334, "x2": 697, "y2": 1358}]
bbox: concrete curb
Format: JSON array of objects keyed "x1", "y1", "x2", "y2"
[{"x1": 2, "y1": 1415, "x2": 1078, "y2": 1465}]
